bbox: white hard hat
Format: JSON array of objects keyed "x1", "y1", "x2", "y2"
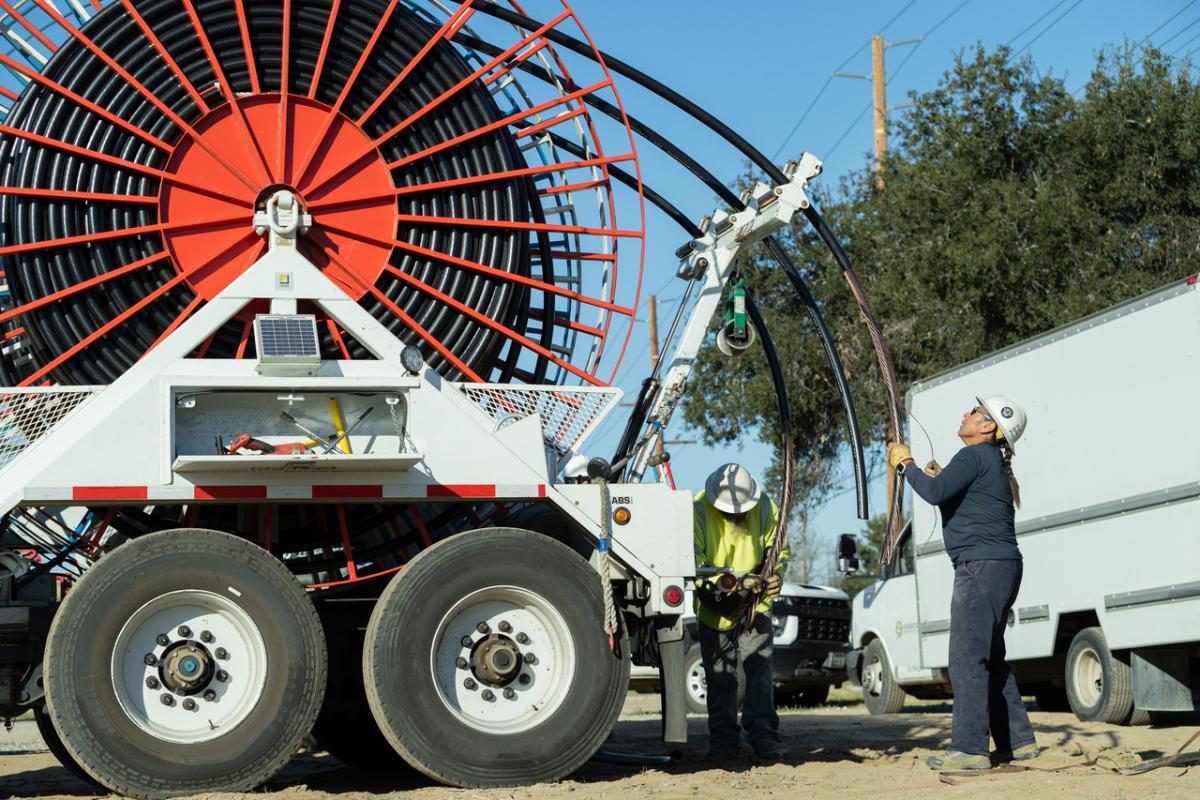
[
  {"x1": 977, "y1": 395, "x2": 1027, "y2": 448},
  {"x1": 562, "y1": 453, "x2": 589, "y2": 479},
  {"x1": 705, "y1": 463, "x2": 762, "y2": 514}
]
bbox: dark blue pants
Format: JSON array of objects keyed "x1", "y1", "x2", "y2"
[
  {"x1": 698, "y1": 613, "x2": 779, "y2": 750},
  {"x1": 949, "y1": 559, "x2": 1036, "y2": 756}
]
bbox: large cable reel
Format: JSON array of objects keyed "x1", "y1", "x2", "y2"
[{"x1": 0, "y1": 0, "x2": 645, "y2": 388}]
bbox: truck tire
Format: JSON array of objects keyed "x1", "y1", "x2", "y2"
[
  {"x1": 861, "y1": 639, "x2": 905, "y2": 715},
  {"x1": 44, "y1": 529, "x2": 327, "y2": 799},
  {"x1": 683, "y1": 646, "x2": 708, "y2": 714},
  {"x1": 364, "y1": 528, "x2": 630, "y2": 787},
  {"x1": 34, "y1": 703, "x2": 99, "y2": 788},
  {"x1": 1065, "y1": 627, "x2": 1133, "y2": 724}
]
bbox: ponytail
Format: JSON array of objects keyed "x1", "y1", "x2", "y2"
[{"x1": 998, "y1": 440, "x2": 1021, "y2": 508}]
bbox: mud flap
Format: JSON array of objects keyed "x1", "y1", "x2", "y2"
[{"x1": 656, "y1": 617, "x2": 687, "y2": 743}]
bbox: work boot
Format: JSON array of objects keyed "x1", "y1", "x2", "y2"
[
  {"x1": 993, "y1": 742, "x2": 1041, "y2": 764},
  {"x1": 750, "y1": 739, "x2": 784, "y2": 761},
  {"x1": 926, "y1": 750, "x2": 991, "y2": 771},
  {"x1": 705, "y1": 745, "x2": 742, "y2": 764}
]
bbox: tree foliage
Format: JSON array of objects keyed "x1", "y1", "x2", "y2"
[{"x1": 682, "y1": 44, "x2": 1200, "y2": 510}]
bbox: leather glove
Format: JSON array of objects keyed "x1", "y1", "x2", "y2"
[
  {"x1": 766, "y1": 574, "x2": 782, "y2": 598},
  {"x1": 887, "y1": 442, "x2": 912, "y2": 469},
  {"x1": 924, "y1": 460, "x2": 942, "y2": 477},
  {"x1": 739, "y1": 574, "x2": 764, "y2": 593}
]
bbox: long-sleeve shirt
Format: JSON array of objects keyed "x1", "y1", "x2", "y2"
[
  {"x1": 692, "y1": 492, "x2": 792, "y2": 631},
  {"x1": 904, "y1": 442, "x2": 1020, "y2": 566}
]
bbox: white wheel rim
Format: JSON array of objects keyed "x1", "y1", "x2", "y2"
[
  {"x1": 111, "y1": 590, "x2": 268, "y2": 744},
  {"x1": 1073, "y1": 645, "x2": 1104, "y2": 708},
  {"x1": 863, "y1": 655, "x2": 883, "y2": 698},
  {"x1": 686, "y1": 658, "x2": 707, "y2": 706},
  {"x1": 431, "y1": 585, "x2": 575, "y2": 735}
]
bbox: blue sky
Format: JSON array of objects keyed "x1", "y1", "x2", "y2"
[{"x1": 569, "y1": 1, "x2": 1191, "y2": 575}]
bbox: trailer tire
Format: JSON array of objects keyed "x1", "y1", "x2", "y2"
[
  {"x1": 34, "y1": 703, "x2": 99, "y2": 788},
  {"x1": 861, "y1": 639, "x2": 905, "y2": 715},
  {"x1": 1065, "y1": 627, "x2": 1133, "y2": 724},
  {"x1": 364, "y1": 528, "x2": 630, "y2": 787},
  {"x1": 683, "y1": 645, "x2": 708, "y2": 714},
  {"x1": 44, "y1": 529, "x2": 326, "y2": 799}
]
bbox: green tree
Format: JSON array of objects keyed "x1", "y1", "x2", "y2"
[{"x1": 683, "y1": 44, "x2": 1200, "y2": 510}]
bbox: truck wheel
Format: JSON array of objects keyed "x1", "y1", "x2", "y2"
[
  {"x1": 44, "y1": 529, "x2": 327, "y2": 798},
  {"x1": 363, "y1": 528, "x2": 630, "y2": 787},
  {"x1": 861, "y1": 639, "x2": 905, "y2": 715},
  {"x1": 683, "y1": 646, "x2": 708, "y2": 714},
  {"x1": 33, "y1": 703, "x2": 99, "y2": 788},
  {"x1": 1065, "y1": 627, "x2": 1133, "y2": 724}
]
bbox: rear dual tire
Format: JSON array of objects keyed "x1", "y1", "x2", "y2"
[
  {"x1": 44, "y1": 529, "x2": 326, "y2": 799},
  {"x1": 364, "y1": 527, "x2": 630, "y2": 787}
]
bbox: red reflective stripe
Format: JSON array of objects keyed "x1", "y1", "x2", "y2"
[
  {"x1": 73, "y1": 486, "x2": 147, "y2": 501},
  {"x1": 195, "y1": 485, "x2": 268, "y2": 500},
  {"x1": 538, "y1": 484, "x2": 547, "y2": 497},
  {"x1": 313, "y1": 484, "x2": 383, "y2": 498},
  {"x1": 427, "y1": 484, "x2": 496, "y2": 498}
]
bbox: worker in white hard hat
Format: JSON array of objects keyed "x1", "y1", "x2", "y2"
[
  {"x1": 887, "y1": 395, "x2": 1037, "y2": 772},
  {"x1": 693, "y1": 463, "x2": 791, "y2": 763}
]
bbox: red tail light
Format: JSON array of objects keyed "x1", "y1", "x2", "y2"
[{"x1": 663, "y1": 585, "x2": 685, "y2": 606}]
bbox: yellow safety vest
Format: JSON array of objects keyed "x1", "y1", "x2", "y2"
[{"x1": 692, "y1": 491, "x2": 790, "y2": 631}]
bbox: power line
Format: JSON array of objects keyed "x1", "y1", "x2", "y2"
[
  {"x1": 1014, "y1": 0, "x2": 1085, "y2": 57},
  {"x1": 771, "y1": 1, "x2": 921, "y2": 160},
  {"x1": 1169, "y1": 29, "x2": 1200, "y2": 56},
  {"x1": 1142, "y1": 0, "x2": 1199, "y2": 43},
  {"x1": 1158, "y1": 13, "x2": 1200, "y2": 48},
  {"x1": 1005, "y1": 0, "x2": 1071, "y2": 48}
]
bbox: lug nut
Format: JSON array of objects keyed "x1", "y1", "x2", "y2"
[
  {"x1": 463, "y1": 678, "x2": 477, "y2": 690},
  {"x1": 216, "y1": 670, "x2": 229, "y2": 683},
  {"x1": 503, "y1": 688, "x2": 515, "y2": 700},
  {"x1": 177, "y1": 625, "x2": 192, "y2": 639},
  {"x1": 200, "y1": 630, "x2": 214, "y2": 643},
  {"x1": 455, "y1": 656, "x2": 469, "y2": 670},
  {"x1": 524, "y1": 653, "x2": 537, "y2": 665},
  {"x1": 182, "y1": 699, "x2": 197, "y2": 711},
  {"x1": 146, "y1": 676, "x2": 160, "y2": 689},
  {"x1": 160, "y1": 693, "x2": 174, "y2": 706},
  {"x1": 144, "y1": 653, "x2": 157, "y2": 666},
  {"x1": 498, "y1": 620, "x2": 512, "y2": 633},
  {"x1": 156, "y1": 633, "x2": 170, "y2": 647},
  {"x1": 460, "y1": 635, "x2": 473, "y2": 648},
  {"x1": 476, "y1": 622, "x2": 490, "y2": 634},
  {"x1": 481, "y1": 689, "x2": 495, "y2": 701},
  {"x1": 516, "y1": 632, "x2": 530, "y2": 644},
  {"x1": 214, "y1": 647, "x2": 229, "y2": 660},
  {"x1": 518, "y1": 674, "x2": 531, "y2": 686},
  {"x1": 203, "y1": 689, "x2": 216, "y2": 702}
]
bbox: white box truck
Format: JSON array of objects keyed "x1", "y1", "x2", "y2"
[{"x1": 843, "y1": 275, "x2": 1200, "y2": 724}]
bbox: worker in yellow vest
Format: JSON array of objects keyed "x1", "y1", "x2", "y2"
[{"x1": 693, "y1": 463, "x2": 791, "y2": 762}]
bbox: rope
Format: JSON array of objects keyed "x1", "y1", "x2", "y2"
[{"x1": 595, "y1": 478, "x2": 618, "y2": 650}]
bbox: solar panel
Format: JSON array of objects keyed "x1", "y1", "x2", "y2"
[{"x1": 254, "y1": 315, "x2": 321, "y2": 374}]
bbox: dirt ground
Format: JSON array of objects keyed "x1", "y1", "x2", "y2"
[{"x1": 4, "y1": 692, "x2": 1199, "y2": 800}]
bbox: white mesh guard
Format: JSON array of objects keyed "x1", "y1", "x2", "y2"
[
  {"x1": 0, "y1": 388, "x2": 98, "y2": 472},
  {"x1": 455, "y1": 384, "x2": 621, "y2": 459}
]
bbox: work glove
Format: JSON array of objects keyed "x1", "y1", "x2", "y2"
[
  {"x1": 886, "y1": 442, "x2": 912, "y2": 469},
  {"x1": 766, "y1": 574, "x2": 782, "y2": 598},
  {"x1": 739, "y1": 574, "x2": 765, "y2": 593},
  {"x1": 924, "y1": 460, "x2": 942, "y2": 477}
]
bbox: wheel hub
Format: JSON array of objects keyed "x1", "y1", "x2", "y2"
[
  {"x1": 159, "y1": 642, "x2": 213, "y2": 695},
  {"x1": 473, "y1": 634, "x2": 522, "y2": 685}
]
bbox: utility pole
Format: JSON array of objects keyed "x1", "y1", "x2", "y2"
[
  {"x1": 833, "y1": 34, "x2": 922, "y2": 191},
  {"x1": 871, "y1": 35, "x2": 887, "y2": 190}
]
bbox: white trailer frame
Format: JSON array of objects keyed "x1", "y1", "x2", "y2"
[{"x1": 848, "y1": 277, "x2": 1200, "y2": 719}]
